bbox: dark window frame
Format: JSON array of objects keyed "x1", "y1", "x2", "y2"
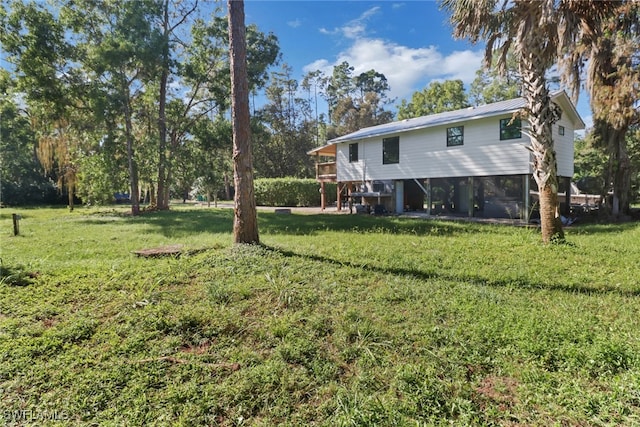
[
  {"x1": 500, "y1": 118, "x2": 522, "y2": 140},
  {"x1": 349, "y1": 143, "x2": 359, "y2": 162},
  {"x1": 382, "y1": 136, "x2": 400, "y2": 164},
  {"x1": 447, "y1": 126, "x2": 464, "y2": 147},
  {"x1": 559, "y1": 125, "x2": 565, "y2": 136}
]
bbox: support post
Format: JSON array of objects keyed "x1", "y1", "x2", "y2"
[
  {"x1": 426, "y1": 178, "x2": 431, "y2": 215},
  {"x1": 523, "y1": 175, "x2": 531, "y2": 222},
  {"x1": 468, "y1": 177, "x2": 474, "y2": 218},
  {"x1": 564, "y1": 176, "x2": 571, "y2": 216},
  {"x1": 12, "y1": 214, "x2": 20, "y2": 236},
  {"x1": 337, "y1": 183, "x2": 342, "y2": 212},
  {"x1": 395, "y1": 180, "x2": 404, "y2": 214},
  {"x1": 320, "y1": 181, "x2": 326, "y2": 211}
]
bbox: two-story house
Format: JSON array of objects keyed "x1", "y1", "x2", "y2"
[{"x1": 309, "y1": 91, "x2": 585, "y2": 221}]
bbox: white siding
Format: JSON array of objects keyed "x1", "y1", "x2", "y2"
[
  {"x1": 337, "y1": 115, "x2": 533, "y2": 181},
  {"x1": 553, "y1": 115, "x2": 575, "y2": 178},
  {"x1": 337, "y1": 106, "x2": 578, "y2": 182}
]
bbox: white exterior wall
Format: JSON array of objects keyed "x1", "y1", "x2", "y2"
[
  {"x1": 337, "y1": 111, "x2": 577, "y2": 182},
  {"x1": 553, "y1": 114, "x2": 575, "y2": 178},
  {"x1": 337, "y1": 115, "x2": 528, "y2": 182}
]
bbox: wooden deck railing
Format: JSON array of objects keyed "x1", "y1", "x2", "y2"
[{"x1": 316, "y1": 161, "x2": 337, "y2": 181}]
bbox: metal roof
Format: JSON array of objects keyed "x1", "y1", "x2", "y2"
[{"x1": 328, "y1": 91, "x2": 583, "y2": 144}]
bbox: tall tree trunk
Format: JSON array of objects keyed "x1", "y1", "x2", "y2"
[
  {"x1": 228, "y1": 0, "x2": 259, "y2": 244},
  {"x1": 149, "y1": 182, "x2": 157, "y2": 207},
  {"x1": 585, "y1": 12, "x2": 637, "y2": 221},
  {"x1": 519, "y1": 33, "x2": 564, "y2": 243},
  {"x1": 123, "y1": 89, "x2": 140, "y2": 216},
  {"x1": 156, "y1": 0, "x2": 170, "y2": 210},
  {"x1": 224, "y1": 172, "x2": 231, "y2": 200},
  {"x1": 161, "y1": 133, "x2": 180, "y2": 209},
  {"x1": 67, "y1": 182, "x2": 74, "y2": 212},
  {"x1": 613, "y1": 138, "x2": 631, "y2": 217},
  {"x1": 163, "y1": 163, "x2": 172, "y2": 206},
  {"x1": 595, "y1": 120, "x2": 631, "y2": 219}
]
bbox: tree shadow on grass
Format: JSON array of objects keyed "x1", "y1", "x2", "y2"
[
  {"x1": 111, "y1": 209, "x2": 475, "y2": 238},
  {"x1": 79, "y1": 208, "x2": 234, "y2": 236},
  {"x1": 79, "y1": 207, "x2": 638, "y2": 241},
  {"x1": 264, "y1": 245, "x2": 640, "y2": 298},
  {"x1": 257, "y1": 212, "x2": 472, "y2": 236},
  {"x1": 0, "y1": 264, "x2": 38, "y2": 286},
  {"x1": 568, "y1": 221, "x2": 640, "y2": 235}
]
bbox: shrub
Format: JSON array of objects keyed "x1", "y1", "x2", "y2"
[
  {"x1": 0, "y1": 180, "x2": 64, "y2": 206},
  {"x1": 254, "y1": 178, "x2": 337, "y2": 207}
]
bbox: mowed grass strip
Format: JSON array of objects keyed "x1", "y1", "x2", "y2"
[{"x1": 1, "y1": 206, "x2": 639, "y2": 426}]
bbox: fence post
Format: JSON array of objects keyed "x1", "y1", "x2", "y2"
[{"x1": 12, "y1": 214, "x2": 20, "y2": 236}]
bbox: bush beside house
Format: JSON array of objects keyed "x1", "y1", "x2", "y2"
[{"x1": 254, "y1": 178, "x2": 336, "y2": 207}]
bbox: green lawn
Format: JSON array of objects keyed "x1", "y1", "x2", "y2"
[{"x1": 1, "y1": 206, "x2": 639, "y2": 426}]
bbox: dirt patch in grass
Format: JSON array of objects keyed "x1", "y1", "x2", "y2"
[
  {"x1": 475, "y1": 375, "x2": 520, "y2": 410},
  {"x1": 133, "y1": 244, "x2": 185, "y2": 258},
  {"x1": 180, "y1": 341, "x2": 212, "y2": 355},
  {"x1": 41, "y1": 317, "x2": 58, "y2": 329}
]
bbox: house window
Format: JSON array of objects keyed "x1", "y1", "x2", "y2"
[
  {"x1": 382, "y1": 136, "x2": 399, "y2": 164},
  {"x1": 447, "y1": 126, "x2": 464, "y2": 146},
  {"x1": 559, "y1": 125, "x2": 565, "y2": 136},
  {"x1": 500, "y1": 118, "x2": 522, "y2": 140},
  {"x1": 349, "y1": 143, "x2": 358, "y2": 162}
]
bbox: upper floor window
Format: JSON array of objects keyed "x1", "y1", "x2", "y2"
[
  {"x1": 500, "y1": 118, "x2": 522, "y2": 140},
  {"x1": 447, "y1": 126, "x2": 464, "y2": 147},
  {"x1": 382, "y1": 136, "x2": 399, "y2": 164},
  {"x1": 559, "y1": 125, "x2": 565, "y2": 136},
  {"x1": 349, "y1": 143, "x2": 359, "y2": 162}
]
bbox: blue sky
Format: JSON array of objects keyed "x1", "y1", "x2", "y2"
[
  {"x1": 244, "y1": 1, "x2": 483, "y2": 101},
  {"x1": 241, "y1": 0, "x2": 592, "y2": 127}
]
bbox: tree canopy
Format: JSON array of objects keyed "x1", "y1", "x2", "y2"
[
  {"x1": 563, "y1": 0, "x2": 640, "y2": 218},
  {"x1": 398, "y1": 80, "x2": 469, "y2": 119}
]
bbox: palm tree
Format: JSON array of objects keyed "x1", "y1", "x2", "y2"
[
  {"x1": 441, "y1": 0, "x2": 615, "y2": 243},
  {"x1": 563, "y1": 1, "x2": 640, "y2": 219},
  {"x1": 227, "y1": 0, "x2": 259, "y2": 244}
]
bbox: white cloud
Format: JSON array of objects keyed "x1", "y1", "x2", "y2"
[
  {"x1": 440, "y1": 50, "x2": 485, "y2": 83},
  {"x1": 359, "y1": 6, "x2": 381, "y2": 20},
  {"x1": 343, "y1": 23, "x2": 367, "y2": 39},
  {"x1": 319, "y1": 6, "x2": 381, "y2": 40},
  {"x1": 303, "y1": 59, "x2": 332, "y2": 75},
  {"x1": 287, "y1": 19, "x2": 302, "y2": 28},
  {"x1": 319, "y1": 27, "x2": 337, "y2": 36},
  {"x1": 303, "y1": 7, "x2": 484, "y2": 103},
  {"x1": 304, "y1": 37, "x2": 484, "y2": 102}
]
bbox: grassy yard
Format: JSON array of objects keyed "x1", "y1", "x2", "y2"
[{"x1": 1, "y1": 206, "x2": 639, "y2": 426}]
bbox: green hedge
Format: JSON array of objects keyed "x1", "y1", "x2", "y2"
[{"x1": 254, "y1": 178, "x2": 337, "y2": 207}]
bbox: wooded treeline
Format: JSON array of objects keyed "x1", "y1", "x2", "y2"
[
  {"x1": 0, "y1": 0, "x2": 401, "y2": 213},
  {"x1": 1, "y1": 0, "x2": 638, "y2": 224}
]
